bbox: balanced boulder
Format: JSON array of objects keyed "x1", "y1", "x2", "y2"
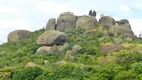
[
  {"x1": 46, "y1": 18, "x2": 56, "y2": 30},
  {"x1": 76, "y1": 16, "x2": 97, "y2": 30},
  {"x1": 8, "y1": 30, "x2": 31, "y2": 42},
  {"x1": 56, "y1": 12, "x2": 77, "y2": 32},
  {"x1": 37, "y1": 30, "x2": 68, "y2": 46}
]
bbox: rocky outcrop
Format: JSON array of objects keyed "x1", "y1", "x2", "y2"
[
  {"x1": 56, "y1": 12, "x2": 77, "y2": 32},
  {"x1": 117, "y1": 19, "x2": 129, "y2": 25},
  {"x1": 37, "y1": 30, "x2": 68, "y2": 46},
  {"x1": 109, "y1": 24, "x2": 134, "y2": 40},
  {"x1": 46, "y1": 18, "x2": 56, "y2": 30},
  {"x1": 101, "y1": 44, "x2": 124, "y2": 56},
  {"x1": 99, "y1": 16, "x2": 115, "y2": 29},
  {"x1": 76, "y1": 16, "x2": 97, "y2": 30},
  {"x1": 8, "y1": 30, "x2": 31, "y2": 42}
]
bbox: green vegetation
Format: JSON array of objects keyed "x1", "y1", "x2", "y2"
[{"x1": 0, "y1": 27, "x2": 142, "y2": 80}]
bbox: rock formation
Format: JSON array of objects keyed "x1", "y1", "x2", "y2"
[
  {"x1": 99, "y1": 16, "x2": 115, "y2": 29},
  {"x1": 46, "y1": 18, "x2": 56, "y2": 30},
  {"x1": 37, "y1": 30, "x2": 68, "y2": 46},
  {"x1": 8, "y1": 30, "x2": 31, "y2": 42},
  {"x1": 56, "y1": 12, "x2": 77, "y2": 32},
  {"x1": 76, "y1": 16, "x2": 97, "y2": 30}
]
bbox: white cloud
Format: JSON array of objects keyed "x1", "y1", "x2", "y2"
[
  {"x1": 0, "y1": 19, "x2": 30, "y2": 30},
  {"x1": 0, "y1": 5, "x2": 20, "y2": 15},
  {"x1": 33, "y1": 0, "x2": 82, "y2": 16},
  {"x1": 133, "y1": 2, "x2": 142, "y2": 9},
  {"x1": 118, "y1": 5, "x2": 131, "y2": 13},
  {"x1": 129, "y1": 19, "x2": 142, "y2": 36}
]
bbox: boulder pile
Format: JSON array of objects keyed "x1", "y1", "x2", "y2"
[{"x1": 7, "y1": 10, "x2": 135, "y2": 55}]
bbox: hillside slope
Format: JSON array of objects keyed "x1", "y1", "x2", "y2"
[{"x1": 0, "y1": 26, "x2": 142, "y2": 80}]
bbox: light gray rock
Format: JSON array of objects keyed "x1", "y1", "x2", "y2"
[
  {"x1": 8, "y1": 30, "x2": 31, "y2": 42},
  {"x1": 37, "y1": 30, "x2": 68, "y2": 46},
  {"x1": 46, "y1": 18, "x2": 56, "y2": 30},
  {"x1": 76, "y1": 16, "x2": 97, "y2": 30},
  {"x1": 72, "y1": 44, "x2": 82, "y2": 53}
]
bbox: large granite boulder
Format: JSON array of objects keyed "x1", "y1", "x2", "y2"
[
  {"x1": 46, "y1": 18, "x2": 56, "y2": 30},
  {"x1": 76, "y1": 16, "x2": 97, "y2": 30},
  {"x1": 109, "y1": 24, "x2": 134, "y2": 36},
  {"x1": 56, "y1": 12, "x2": 77, "y2": 32},
  {"x1": 108, "y1": 24, "x2": 134, "y2": 40},
  {"x1": 99, "y1": 16, "x2": 115, "y2": 29},
  {"x1": 37, "y1": 30, "x2": 68, "y2": 46},
  {"x1": 8, "y1": 30, "x2": 31, "y2": 42},
  {"x1": 59, "y1": 12, "x2": 74, "y2": 17}
]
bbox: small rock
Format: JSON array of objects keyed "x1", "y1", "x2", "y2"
[
  {"x1": 25, "y1": 62, "x2": 39, "y2": 68},
  {"x1": 72, "y1": 44, "x2": 82, "y2": 53},
  {"x1": 66, "y1": 50, "x2": 74, "y2": 59},
  {"x1": 101, "y1": 44, "x2": 124, "y2": 56},
  {"x1": 35, "y1": 46, "x2": 52, "y2": 54},
  {"x1": 44, "y1": 60, "x2": 49, "y2": 64}
]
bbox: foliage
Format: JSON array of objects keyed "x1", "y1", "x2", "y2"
[
  {"x1": 11, "y1": 67, "x2": 43, "y2": 80},
  {"x1": 0, "y1": 27, "x2": 142, "y2": 80}
]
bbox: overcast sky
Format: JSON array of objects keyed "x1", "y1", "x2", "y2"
[{"x1": 0, "y1": 0, "x2": 142, "y2": 43}]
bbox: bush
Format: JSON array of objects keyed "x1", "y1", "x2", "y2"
[
  {"x1": 114, "y1": 70, "x2": 137, "y2": 80},
  {"x1": 36, "y1": 64, "x2": 85, "y2": 80},
  {"x1": 12, "y1": 67, "x2": 43, "y2": 80}
]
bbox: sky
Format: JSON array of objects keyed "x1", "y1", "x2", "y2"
[{"x1": 0, "y1": 0, "x2": 142, "y2": 43}]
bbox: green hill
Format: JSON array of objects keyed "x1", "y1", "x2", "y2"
[{"x1": 0, "y1": 27, "x2": 142, "y2": 80}]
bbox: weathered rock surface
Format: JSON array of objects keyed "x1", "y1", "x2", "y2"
[
  {"x1": 72, "y1": 44, "x2": 82, "y2": 53},
  {"x1": 117, "y1": 19, "x2": 129, "y2": 25},
  {"x1": 25, "y1": 62, "x2": 39, "y2": 68},
  {"x1": 8, "y1": 30, "x2": 31, "y2": 42},
  {"x1": 57, "y1": 12, "x2": 77, "y2": 32},
  {"x1": 35, "y1": 46, "x2": 52, "y2": 54},
  {"x1": 76, "y1": 16, "x2": 97, "y2": 30},
  {"x1": 101, "y1": 44, "x2": 124, "y2": 56},
  {"x1": 84, "y1": 29, "x2": 96, "y2": 34},
  {"x1": 109, "y1": 24, "x2": 134, "y2": 40},
  {"x1": 99, "y1": 16, "x2": 115, "y2": 29},
  {"x1": 46, "y1": 18, "x2": 56, "y2": 30},
  {"x1": 37, "y1": 30, "x2": 68, "y2": 46},
  {"x1": 66, "y1": 50, "x2": 74, "y2": 59}
]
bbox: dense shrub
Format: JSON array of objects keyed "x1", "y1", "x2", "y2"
[
  {"x1": 36, "y1": 64, "x2": 85, "y2": 80},
  {"x1": 11, "y1": 67, "x2": 43, "y2": 80}
]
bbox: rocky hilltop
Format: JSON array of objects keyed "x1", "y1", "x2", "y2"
[
  {"x1": 0, "y1": 11, "x2": 141, "y2": 80},
  {"x1": 7, "y1": 11, "x2": 135, "y2": 54}
]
